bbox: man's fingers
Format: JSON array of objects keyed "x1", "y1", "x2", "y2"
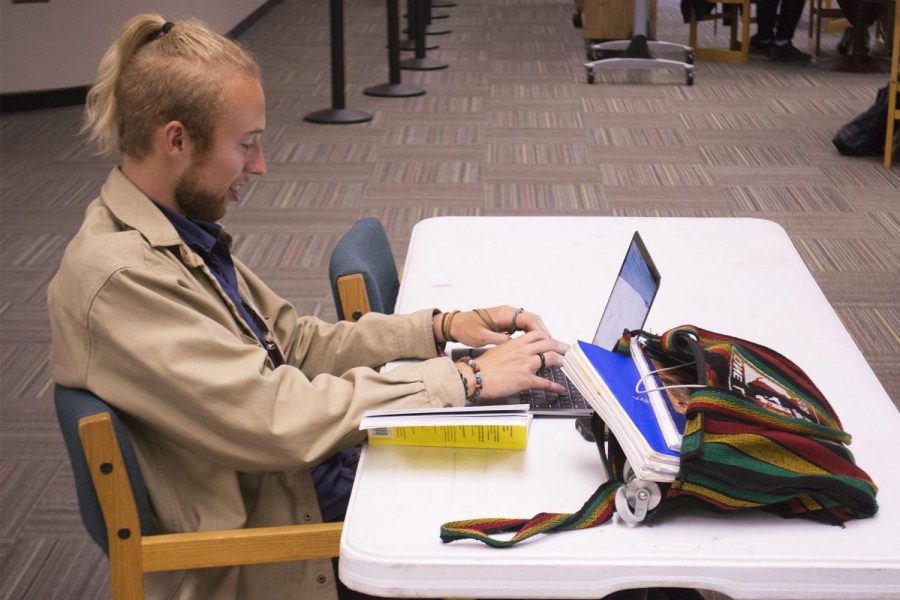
[
  {"x1": 513, "y1": 311, "x2": 550, "y2": 335},
  {"x1": 536, "y1": 350, "x2": 564, "y2": 370},
  {"x1": 523, "y1": 335, "x2": 569, "y2": 356},
  {"x1": 482, "y1": 331, "x2": 513, "y2": 346},
  {"x1": 532, "y1": 375, "x2": 567, "y2": 395}
]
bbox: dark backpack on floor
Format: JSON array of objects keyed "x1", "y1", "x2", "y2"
[{"x1": 833, "y1": 85, "x2": 889, "y2": 157}]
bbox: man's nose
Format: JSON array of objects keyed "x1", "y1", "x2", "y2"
[{"x1": 247, "y1": 146, "x2": 267, "y2": 176}]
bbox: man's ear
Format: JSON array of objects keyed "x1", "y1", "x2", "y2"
[{"x1": 161, "y1": 121, "x2": 191, "y2": 159}]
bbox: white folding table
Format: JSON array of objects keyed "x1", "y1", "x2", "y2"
[{"x1": 339, "y1": 217, "x2": 900, "y2": 599}]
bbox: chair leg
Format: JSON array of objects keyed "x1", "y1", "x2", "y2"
[
  {"x1": 808, "y1": 0, "x2": 814, "y2": 37},
  {"x1": 110, "y1": 549, "x2": 145, "y2": 600},
  {"x1": 729, "y1": 6, "x2": 739, "y2": 50},
  {"x1": 886, "y1": 84, "x2": 897, "y2": 169},
  {"x1": 689, "y1": 9, "x2": 699, "y2": 49},
  {"x1": 741, "y1": 0, "x2": 751, "y2": 63},
  {"x1": 815, "y1": 0, "x2": 823, "y2": 56}
]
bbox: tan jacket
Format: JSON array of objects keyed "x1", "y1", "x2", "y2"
[{"x1": 48, "y1": 168, "x2": 464, "y2": 599}]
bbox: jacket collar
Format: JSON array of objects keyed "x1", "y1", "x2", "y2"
[{"x1": 100, "y1": 167, "x2": 184, "y2": 249}]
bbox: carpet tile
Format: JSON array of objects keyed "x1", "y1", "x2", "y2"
[{"x1": 1, "y1": 0, "x2": 897, "y2": 596}]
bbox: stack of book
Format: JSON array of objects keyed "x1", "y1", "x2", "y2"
[
  {"x1": 562, "y1": 340, "x2": 693, "y2": 482},
  {"x1": 359, "y1": 404, "x2": 533, "y2": 450}
]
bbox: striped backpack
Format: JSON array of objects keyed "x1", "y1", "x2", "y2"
[{"x1": 440, "y1": 325, "x2": 878, "y2": 548}]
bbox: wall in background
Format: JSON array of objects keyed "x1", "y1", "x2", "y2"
[{"x1": 0, "y1": 0, "x2": 267, "y2": 94}]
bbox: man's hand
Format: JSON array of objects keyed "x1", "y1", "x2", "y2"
[
  {"x1": 455, "y1": 331, "x2": 569, "y2": 399},
  {"x1": 433, "y1": 305, "x2": 553, "y2": 347}
]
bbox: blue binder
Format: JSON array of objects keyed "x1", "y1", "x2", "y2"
[{"x1": 576, "y1": 340, "x2": 679, "y2": 459}]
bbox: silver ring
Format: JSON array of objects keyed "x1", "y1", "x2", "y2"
[{"x1": 510, "y1": 307, "x2": 524, "y2": 334}]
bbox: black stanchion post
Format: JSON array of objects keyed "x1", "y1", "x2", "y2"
[
  {"x1": 422, "y1": 0, "x2": 451, "y2": 35},
  {"x1": 401, "y1": 0, "x2": 448, "y2": 70},
  {"x1": 365, "y1": 0, "x2": 426, "y2": 96},
  {"x1": 400, "y1": 0, "x2": 438, "y2": 51},
  {"x1": 304, "y1": 0, "x2": 373, "y2": 124}
]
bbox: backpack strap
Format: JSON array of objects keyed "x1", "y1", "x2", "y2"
[
  {"x1": 440, "y1": 480, "x2": 622, "y2": 547},
  {"x1": 440, "y1": 415, "x2": 622, "y2": 547}
]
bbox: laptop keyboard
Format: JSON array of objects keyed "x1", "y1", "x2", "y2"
[
  {"x1": 523, "y1": 365, "x2": 590, "y2": 412},
  {"x1": 452, "y1": 347, "x2": 592, "y2": 415}
]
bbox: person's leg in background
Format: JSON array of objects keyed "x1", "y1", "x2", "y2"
[
  {"x1": 770, "y1": 0, "x2": 812, "y2": 60},
  {"x1": 835, "y1": 0, "x2": 886, "y2": 54},
  {"x1": 751, "y1": 0, "x2": 779, "y2": 54}
]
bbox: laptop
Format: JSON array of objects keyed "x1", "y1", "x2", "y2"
[{"x1": 454, "y1": 231, "x2": 661, "y2": 417}]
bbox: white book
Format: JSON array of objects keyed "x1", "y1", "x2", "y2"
[{"x1": 629, "y1": 341, "x2": 691, "y2": 452}]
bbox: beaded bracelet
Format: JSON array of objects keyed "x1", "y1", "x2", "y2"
[
  {"x1": 456, "y1": 368, "x2": 469, "y2": 400},
  {"x1": 466, "y1": 358, "x2": 483, "y2": 402}
]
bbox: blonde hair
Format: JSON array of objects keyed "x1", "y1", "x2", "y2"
[{"x1": 83, "y1": 14, "x2": 260, "y2": 158}]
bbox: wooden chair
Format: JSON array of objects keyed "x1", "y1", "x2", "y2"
[
  {"x1": 689, "y1": 0, "x2": 753, "y2": 63},
  {"x1": 885, "y1": 1, "x2": 899, "y2": 168},
  {"x1": 54, "y1": 385, "x2": 342, "y2": 600},
  {"x1": 329, "y1": 218, "x2": 400, "y2": 321}
]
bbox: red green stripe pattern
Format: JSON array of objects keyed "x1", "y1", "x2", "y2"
[
  {"x1": 440, "y1": 325, "x2": 877, "y2": 548},
  {"x1": 440, "y1": 480, "x2": 620, "y2": 547},
  {"x1": 653, "y1": 326, "x2": 877, "y2": 524}
]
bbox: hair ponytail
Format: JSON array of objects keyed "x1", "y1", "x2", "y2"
[
  {"x1": 83, "y1": 14, "x2": 167, "y2": 156},
  {"x1": 83, "y1": 14, "x2": 259, "y2": 158}
]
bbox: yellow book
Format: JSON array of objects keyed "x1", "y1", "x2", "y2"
[{"x1": 359, "y1": 404, "x2": 532, "y2": 450}]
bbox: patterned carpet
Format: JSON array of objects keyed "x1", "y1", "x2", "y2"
[{"x1": 0, "y1": 0, "x2": 897, "y2": 597}]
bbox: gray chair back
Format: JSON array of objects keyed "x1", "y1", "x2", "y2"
[
  {"x1": 328, "y1": 218, "x2": 399, "y2": 320},
  {"x1": 53, "y1": 385, "x2": 156, "y2": 554}
]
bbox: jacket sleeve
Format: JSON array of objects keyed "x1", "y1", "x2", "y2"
[
  {"x1": 78, "y1": 265, "x2": 464, "y2": 473},
  {"x1": 235, "y1": 255, "x2": 442, "y2": 377}
]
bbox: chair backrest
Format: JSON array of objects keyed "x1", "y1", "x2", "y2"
[
  {"x1": 328, "y1": 218, "x2": 399, "y2": 321},
  {"x1": 53, "y1": 384, "x2": 156, "y2": 554}
]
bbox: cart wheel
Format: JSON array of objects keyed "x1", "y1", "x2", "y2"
[
  {"x1": 586, "y1": 68, "x2": 595, "y2": 84},
  {"x1": 685, "y1": 51, "x2": 694, "y2": 65},
  {"x1": 685, "y1": 70, "x2": 694, "y2": 86},
  {"x1": 572, "y1": 12, "x2": 582, "y2": 28}
]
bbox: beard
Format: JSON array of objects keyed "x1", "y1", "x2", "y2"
[{"x1": 174, "y1": 163, "x2": 228, "y2": 223}]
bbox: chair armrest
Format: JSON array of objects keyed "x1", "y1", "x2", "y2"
[
  {"x1": 142, "y1": 522, "x2": 343, "y2": 572},
  {"x1": 79, "y1": 411, "x2": 343, "y2": 578}
]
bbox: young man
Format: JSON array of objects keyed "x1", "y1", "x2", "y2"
[
  {"x1": 48, "y1": 14, "x2": 567, "y2": 600},
  {"x1": 750, "y1": 0, "x2": 812, "y2": 61}
]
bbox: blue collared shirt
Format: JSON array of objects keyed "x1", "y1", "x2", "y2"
[{"x1": 154, "y1": 202, "x2": 284, "y2": 367}]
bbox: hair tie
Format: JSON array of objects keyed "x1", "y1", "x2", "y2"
[{"x1": 144, "y1": 21, "x2": 175, "y2": 46}]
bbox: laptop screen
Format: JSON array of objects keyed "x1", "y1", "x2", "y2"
[{"x1": 591, "y1": 232, "x2": 661, "y2": 350}]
